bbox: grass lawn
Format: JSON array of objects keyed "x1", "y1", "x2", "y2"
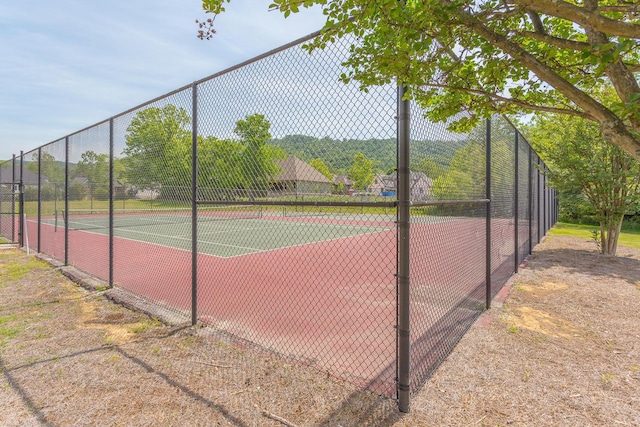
[{"x1": 550, "y1": 222, "x2": 640, "y2": 249}]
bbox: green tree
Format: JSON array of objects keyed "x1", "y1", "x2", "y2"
[
  {"x1": 526, "y1": 113, "x2": 640, "y2": 255},
  {"x1": 201, "y1": 1, "x2": 640, "y2": 159},
  {"x1": 197, "y1": 136, "x2": 245, "y2": 197},
  {"x1": 431, "y1": 142, "x2": 485, "y2": 200},
  {"x1": 431, "y1": 120, "x2": 513, "y2": 203},
  {"x1": 123, "y1": 105, "x2": 191, "y2": 193},
  {"x1": 349, "y1": 152, "x2": 375, "y2": 190},
  {"x1": 40, "y1": 153, "x2": 65, "y2": 184},
  {"x1": 411, "y1": 157, "x2": 446, "y2": 180},
  {"x1": 234, "y1": 114, "x2": 283, "y2": 193},
  {"x1": 76, "y1": 151, "x2": 110, "y2": 201},
  {"x1": 68, "y1": 181, "x2": 87, "y2": 201},
  {"x1": 309, "y1": 158, "x2": 333, "y2": 181}
]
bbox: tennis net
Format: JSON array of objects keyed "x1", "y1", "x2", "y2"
[{"x1": 63, "y1": 205, "x2": 263, "y2": 231}]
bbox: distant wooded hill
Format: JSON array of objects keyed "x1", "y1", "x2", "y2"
[{"x1": 270, "y1": 135, "x2": 468, "y2": 174}]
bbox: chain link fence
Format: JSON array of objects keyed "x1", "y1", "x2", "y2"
[
  {"x1": 2, "y1": 32, "x2": 557, "y2": 410},
  {"x1": 0, "y1": 156, "x2": 19, "y2": 243}
]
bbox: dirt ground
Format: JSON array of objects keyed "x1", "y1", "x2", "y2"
[{"x1": 0, "y1": 234, "x2": 639, "y2": 426}]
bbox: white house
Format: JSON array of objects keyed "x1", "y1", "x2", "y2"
[{"x1": 369, "y1": 170, "x2": 433, "y2": 200}]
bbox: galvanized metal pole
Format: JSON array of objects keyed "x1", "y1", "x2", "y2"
[
  {"x1": 64, "y1": 137, "x2": 69, "y2": 265},
  {"x1": 514, "y1": 131, "x2": 519, "y2": 273},
  {"x1": 109, "y1": 119, "x2": 114, "y2": 288},
  {"x1": 191, "y1": 82, "x2": 199, "y2": 326},
  {"x1": 37, "y1": 147, "x2": 41, "y2": 253},
  {"x1": 485, "y1": 118, "x2": 492, "y2": 309},
  {"x1": 396, "y1": 83, "x2": 411, "y2": 413}
]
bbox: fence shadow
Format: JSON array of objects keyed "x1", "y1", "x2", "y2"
[{"x1": 0, "y1": 327, "x2": 248, "y2": 427}]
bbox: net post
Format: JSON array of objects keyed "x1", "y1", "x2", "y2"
[
  {"x1": 37, "y1": 147, "x2": 42, "y2": 253},
  {"x1": 19, "y1": 151, "x2": 24, "y2": 248},
  {"x1": 514, "y1": 131, "x2": 519, "y2": 273},
  {"x1": 485, "y1": 118, "x2": 492, "y2": 310},
  {"x1": 396, "y1": 83, "x2": 411, "y2": 413},
  {"x1": 191, "y1": 82, "x2": 198, "y2": 327},
  {"x1": 109, "y1": 118, "x2": 114, "y2": 288},
  {"x1": 64, "y1": 137, "x2": 69, "y2": 266}
]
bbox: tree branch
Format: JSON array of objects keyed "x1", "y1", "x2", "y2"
[
  {"x1": 509, "y1": 0, "x2": 640, "y2": 38},
  {"x1": 447, "y1": 1, "x2": 640, "y2": 156},
  {"x1": 598, "y1": 5, "x2": 640, "y2": 14},
  {"x1": 527, "y1": 11, "x2": 545, "y2": 33},
  {"x1": 517, "y1": 31, "x2": 591, "y2": 51},
  {"x1": 417, "y1": 83, "x2": 594, "y2": 119},
  {"x1": 582, "y1": 8, "x2": 640, "y2": 130},
  {"x1": 625, "y1": 62, "x2": 640, "y2": 73}
]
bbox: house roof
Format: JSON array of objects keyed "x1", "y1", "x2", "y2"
[
  {"x1": 0, "y1": 167, "x2": 44, "y2": 185},
  {"x1": 276, "y1": 156, "x2": 332, "y2": 184}
]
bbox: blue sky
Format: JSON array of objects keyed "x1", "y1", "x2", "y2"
[{"x1": 0, "y1": 0, "x2": 326, "y2": 161}]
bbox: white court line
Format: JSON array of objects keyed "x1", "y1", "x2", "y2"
[
  {"x1": 40, "y1": 217, "x2": 393, "y2": 259},
  {"x1": 113, "y1": 226, "x2": 266, "y2": 253},
  {"x1": 197, "y1": 221, "x2": 388, "y2": 238},
  {"x1": 224, "y1": 228, "x2": 394, "y2": 259}
]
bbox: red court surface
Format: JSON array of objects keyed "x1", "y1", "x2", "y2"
[{"x1": 33, "y1": 215, "x2": 523, "y2": 396}]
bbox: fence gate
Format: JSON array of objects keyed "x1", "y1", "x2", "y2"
[{"x1": 0, "y1": 181, "x2": 20, "y2": 244}]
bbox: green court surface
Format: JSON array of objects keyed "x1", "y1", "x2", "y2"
[{"x1": 42, "y1": 213, "x2": 391, "y2": 258}]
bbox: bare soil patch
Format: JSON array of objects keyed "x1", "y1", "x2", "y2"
[{"x1": 1, "y1": 234, "x2": 639, "y2": 426}]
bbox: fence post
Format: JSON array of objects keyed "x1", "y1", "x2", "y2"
[
  {"x1": 528, "y1": 146, "x2": 533, "y2": 254},
  {"x1": 396, "y1": 83, "x2": 411, "y2": 413},
  {"x1": 536, "y1": 155, "x2": 541, "y2": 244},
  {"x1": 12, "y1": 154, "x2": 16, "y2": 242},
  {"x1": 191, "y1": 82, "x2": 199, "y2": 326},
  {"x1": 109, "y1": 119, "x2": 114, "y2": 288},
  {"x1": 485, "y1": 118, "x2": 492, "y2": 309},
  {"x1": 543, "y1": 166, "x2": 547, "y2": 234},
  {"x1": 19, "y1": 151, "x2": 24, "y2": 248},
  {"x1": 37, "y1": 147, "x2": 42, "y2": 253},
  {"x1": 514, "y1": 131, "x2": 519, "y2": 273},
  {"x1": 64, "y1": 137, "x2": 69, "y2": 266},
  {"x1": 0, "y1": 164, "x2": 3, "y2": 237}
]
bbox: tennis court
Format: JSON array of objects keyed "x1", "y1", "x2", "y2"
[
  {"x1": 34, "y1": 205, "x2": 403, "y2": 393},
  {"x1": 41, "y1": 206, "x2": 394, "y2": 258}
]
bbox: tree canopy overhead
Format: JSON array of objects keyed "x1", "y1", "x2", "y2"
[{"x1": 200, "y1": 0, "x2": 640, "y2": 159}]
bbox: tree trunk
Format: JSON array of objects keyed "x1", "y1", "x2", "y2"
[{"x1": 600, "y1": 214, "x2": 624, "y2": 256}]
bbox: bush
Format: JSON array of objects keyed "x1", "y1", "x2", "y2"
[
  {"x1": 68, "y1": 182, "x2": 87, "y2": 201},
  {"x1": 558, "y1": 192, "x2": 596, "y2": 224}
]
